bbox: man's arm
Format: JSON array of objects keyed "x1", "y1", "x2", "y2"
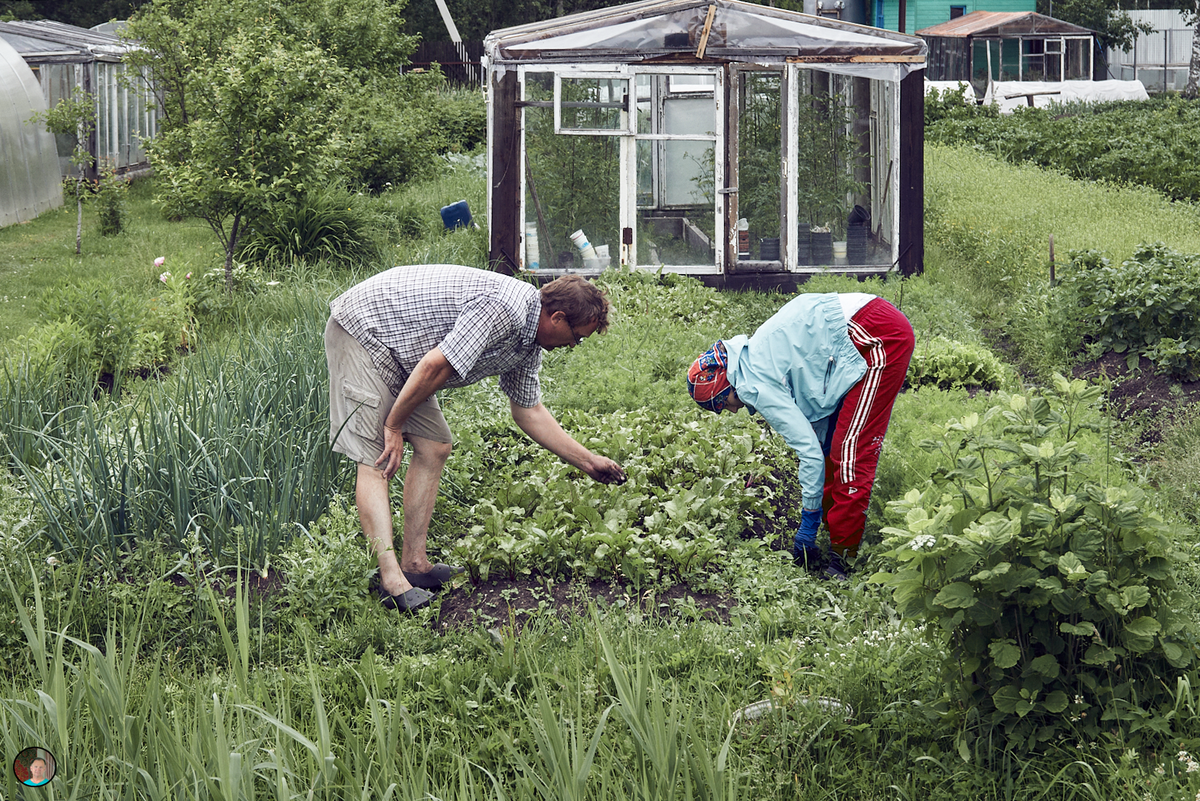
[
  {"x1": 376, "y1": 347, "x2": 456, "y2": 480},
  {"x1": 510, "y1": 401, "x2": 626, "y2": 484}
]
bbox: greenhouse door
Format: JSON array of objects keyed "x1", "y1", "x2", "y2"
[{"x1": 630, "y1": 68, "x2": 723, "y2": 274}]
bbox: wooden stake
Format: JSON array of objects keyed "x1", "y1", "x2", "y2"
[
  {"x1": 1049, "y1": 234, "x2": 1055, "y2": 287},
  {"x1": 696, "y1": 5, "x2": 716, "y2": 60}
]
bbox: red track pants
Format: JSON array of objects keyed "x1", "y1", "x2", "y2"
[{"x1": 823, "y1": 298, "x2": 914, "y2": 557}]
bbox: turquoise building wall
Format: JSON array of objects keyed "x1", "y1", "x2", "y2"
[{"x1": 871, "y1": 0, "x2": 1036, "y2": 33}]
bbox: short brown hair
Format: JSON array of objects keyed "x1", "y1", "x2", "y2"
[{"x1": 540, "y1": 275, "x2": 610, "y2": 333}]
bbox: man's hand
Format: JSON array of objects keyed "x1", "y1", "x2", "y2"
[
  {"x1": 584, "y1": 455, "x2": 626, "y2": 484},
  {"x1": 511, "y1": 401, "x2": 626, "y2": 485},
  {"x1": 375, "y1": 425, "x2": 407, "y2": 480}
]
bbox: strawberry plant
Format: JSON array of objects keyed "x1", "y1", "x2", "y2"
[{"x1": 871, "y1": 374, "x2": 1195, "y2": 753}]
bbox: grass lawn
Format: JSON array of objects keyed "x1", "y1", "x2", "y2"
[{"x1": 0, "y1": 178, "x2": 219, "y2": 343}]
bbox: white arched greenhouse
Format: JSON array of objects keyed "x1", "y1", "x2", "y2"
[
  {"x1": 0, "y1": 35, "x2": 61, "y2": 228},
  {"x1": 484, "y1": 0, "x2": 928, "y2": 287}
]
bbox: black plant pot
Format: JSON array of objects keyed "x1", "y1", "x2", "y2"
[
  {"x1": 846, "y1": 223, "x2": 868, "y2": 262},
  {"x1": 811, "y1": 231, "x2": 833, "y2": 264},
  {"x1": 759, "y1": 237, "x2": 780, "y2": 261},
  {"x1": 796, "y1": 225, "x2": 811, "y2": 264}
]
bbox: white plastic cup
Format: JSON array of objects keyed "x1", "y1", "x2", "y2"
[
  {"x1": 594, "y1": 244, "x2": 610, "y2": 269},
  {"x1": 525, "y1": 223, "x2": 540, "y2": 270},
  {"x1": 570, "y1": 229, "x2": 600, "y2": 268},
  {"x1": 833, "y1": 240, "x2": 848, "y2": 259}
]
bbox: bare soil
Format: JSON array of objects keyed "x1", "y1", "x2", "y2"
[
  {"x1": 432, "y1": 577, "x2": 734, "y2": 633},
  {"x1": 1072, "y1": 352, "x2": 1200, "y2": 447}
]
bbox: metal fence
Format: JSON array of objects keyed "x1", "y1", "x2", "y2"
[
  {"x1": 408, "y1": 40, "x2": 484, "y2": 86},
  {"x1": 1106, "y1": 10, "x2": 1195, "y2": 93}
]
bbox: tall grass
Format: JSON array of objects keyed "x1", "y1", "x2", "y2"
[
  {"x1": 925, "y1": 143, "x2": 1200, "y2": 306},
  {"x1": 6, "y1": 297, "x2": 349, "y2": 568}
]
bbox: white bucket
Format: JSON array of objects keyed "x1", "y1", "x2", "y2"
[
  {"x1": 570, "y1": 229, "x2": 599, "y2": 268},
  {"x1": 525, "y1": 223, "x2": 540, "y2": 270}
]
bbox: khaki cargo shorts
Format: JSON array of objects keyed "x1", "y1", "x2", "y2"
[{"x1": 325, "y1": 318, "x2": 453, "y2": 467}]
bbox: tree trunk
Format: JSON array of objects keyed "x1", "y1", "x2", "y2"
[
  {"x1": 224, "y1": 213, "x2": 242, "y2": 294},
  {"x1": 1184, "y1": 4, "x2": 1200, "y2": 99},
  {"x1": 75, "y1": 177, "x2": 83, "y2": 255}
]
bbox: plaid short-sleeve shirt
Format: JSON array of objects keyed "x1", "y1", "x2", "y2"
[{"x1": 329, "y1": 264, "x2": 544, "y2": 407}]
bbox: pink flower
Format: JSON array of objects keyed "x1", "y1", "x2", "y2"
[
  {"x1": 154, "y1": 256, "x2": 166, "y2": 268},
  {"x1": 159, "y1": 271, "x2": 171, "y2": 283}
]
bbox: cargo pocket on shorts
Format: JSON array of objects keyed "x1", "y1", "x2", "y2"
[{"x1": 343, "y1": 383, "x2": 382, "y2": 440}]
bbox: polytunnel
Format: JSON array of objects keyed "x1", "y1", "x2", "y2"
[
  {"x1": 0, "y1": 34, "x2": 61, "y2": 228},
  {"x1": 484, "y1": 0, "x2": 928, "y2": 285}
]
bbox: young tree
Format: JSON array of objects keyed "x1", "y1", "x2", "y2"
[
  {"x1": 144, "y1": 23, "x2": 346, "y2": 290},
  {"x1": 29, "y1": 90, "x2": 96, "y2": 254}
]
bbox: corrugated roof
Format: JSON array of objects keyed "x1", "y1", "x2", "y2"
[
  {"x1": 0, "y1": 20, "x2": 132, "y2": 59},
  {"x1": 917, "y1": 11, "x2": 1094, "y2": 39}
]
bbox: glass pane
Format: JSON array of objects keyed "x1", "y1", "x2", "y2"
[
  {"x1": 559, "y1": 76, "x2": 628, "y2": 132},
  {"x1": 525, "y1": 73, "x2": 620, "y2": 271},
  {"x1": 1066, "y1": 39, "x2": 1090, "y2": 80},
  {"x1": 633, "y1": 71, "x2": 717, "y2": 268},
  {"x1": 737, "y1": 70, "x2": 781, "y2": 262},
  {"x1": 793, "y1": 70, "x2": 891, "y2": 268}
]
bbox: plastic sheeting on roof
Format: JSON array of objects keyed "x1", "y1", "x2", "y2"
[
  {"x1": 0, "y1": 20, "x2": 130, "y2": 60},
  {"x1": 486, "y1": 0, "x2": 926, "y2": 66},
  {"x1": 0, "y1": 36, "x2": 62, "y2": 228}
]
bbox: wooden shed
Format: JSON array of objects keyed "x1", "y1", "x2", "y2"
[
  {"x1": 484, "y1": 0, "x2": 928, "y2": 284},
  {"x1": 918, "y1": 11, "x2": 1095, "y2": 95}
]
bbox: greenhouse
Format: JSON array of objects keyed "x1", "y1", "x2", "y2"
[
  {"x1": 918, "y1": 11, "x2": 1096, "y2": 97},
  {"x1": 484, "y1": 0, "x2": 928, "y2": 282},
  {"x1": 0, "y1": 35, "x2": 61, "y2": 228},
  {"x1": 0, "y1": 20, "x2": 156, "y2": 181}
]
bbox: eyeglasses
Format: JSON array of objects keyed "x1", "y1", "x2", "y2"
[{"x1": 567, "y1": 321, "x2": 584, "y2": 347}]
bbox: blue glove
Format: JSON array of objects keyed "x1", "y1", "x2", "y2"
[{"x1": 793, "y1": 508, "x2": 822, "y2": 560}]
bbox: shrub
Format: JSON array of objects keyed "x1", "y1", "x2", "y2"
[
  {"x1": 871, "y1": 375, "x2": 1195, "y2": 753},
  {"x1": 94, "y1": 163, "x2": 128, "y2": 237},
  {"x1": 238, "y1": 189, "x2": 386, "y2": 267},
  {"x1": 37, "y1": 281, "x2": 171, "y2": 390},
  {"x1": 339, "y1": 72, "x2": 485, "y2": 193},
  {"x1": 924, "y1": 82, "x2": 996, "y2": 126}
]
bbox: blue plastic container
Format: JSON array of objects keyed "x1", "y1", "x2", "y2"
[{"x1": 440, "y1": 200, "x2": 472, "y2": 231}]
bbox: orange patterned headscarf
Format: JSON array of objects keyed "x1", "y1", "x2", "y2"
[{"x1": 687, "y1": 341, "x2": 732, "y2": 413}]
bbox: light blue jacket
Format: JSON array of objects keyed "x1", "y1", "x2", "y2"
[{"x1": 725, "y1": 293, "x2": 869, "y2": 510}]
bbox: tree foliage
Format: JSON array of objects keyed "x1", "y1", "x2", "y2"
[
  {"x1": 131, "y1": 10, "x2": 346, "y2": 289},
  {"x1": 122, "y1": 0, "x2": 462, "y2": 284}
]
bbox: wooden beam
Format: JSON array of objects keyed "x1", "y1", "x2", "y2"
[
  {"x1": 898, "y1": 68, "x2": 924, "y2": 277},
  {"x1": 489, "y1": 69, "x2": 520, "y2": 276},
  {"x1": 786, "y1": 55, "x2": 926, "y2": 63}
]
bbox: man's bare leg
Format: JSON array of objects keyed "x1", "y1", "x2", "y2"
[
  {"x1": 355, "y1": 435, "x2": 451, "y2": 596},
  {"x1": 356, "y1": 462, "x2": 411, "y2": 596},
  {"x1": 399, "y1": 434, "x2": 452, "y2": 575}
]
